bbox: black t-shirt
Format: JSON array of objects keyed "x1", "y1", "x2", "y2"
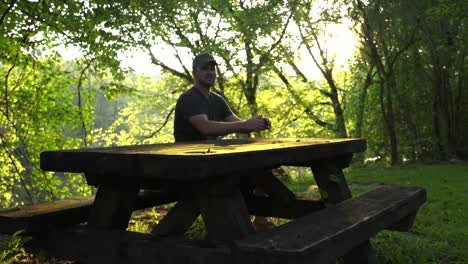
[{"x1": 174, "y1": 87, "x2": 233, "y2": 142}]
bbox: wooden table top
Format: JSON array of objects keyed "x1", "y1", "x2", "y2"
[{"x1": 40, "y1": 138, "x2": 366, "y2": 182}]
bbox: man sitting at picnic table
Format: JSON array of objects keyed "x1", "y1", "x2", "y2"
[{"x1": 174, "y1": 53, "x2": 274, "y2": 231}]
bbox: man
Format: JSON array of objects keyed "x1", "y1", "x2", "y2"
[
  {"x1": 173, "y1": 53, "x2": 274, "y2": 230},
  {"x1": 174, "y1": 53, "x2": 270, "y2": 142}
]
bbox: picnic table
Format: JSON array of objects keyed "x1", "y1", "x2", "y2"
[{"x1": 30, "y1": 138, "x2": 426, "y2": 263}]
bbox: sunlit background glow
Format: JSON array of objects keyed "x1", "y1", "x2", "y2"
[{"x1": 57, "y1": 14, "x2": 358, "y2": 82}]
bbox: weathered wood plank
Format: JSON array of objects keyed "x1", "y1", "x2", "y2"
[
  {"x1": 88, "y1": 183, "x2": 139, "y2": 230},
  {"x1": 0, "y1": 190, "x2": 178, "y2": 235},
  {"x1": 0, "y1": 196, "x2": 95, "y2": 218},
  {"x1": 198, "y1": 192, "x2": 255, "y2": 242},
  {"x1": 245, "y1": 196, "x2": 325, "y2": 219},
  {"x1": 388, "y1": 210, "x2": 419, "y2": 232},
  {"x1": 247, "y1": 169, "x2": 296, "y2": 203},
  {"x1": 33, "y1": 228, "x2": 232, "y2": 264},
  {"x1": 40, "y1": 138, "x2": 366, "y2": 182},
  {"x1": 41, "y1": 138, "x2": 364, "y2": 157},
  {"x1": 151, "y1": 199, "x2": 199, "y2": 237},
  {"x1": 233, "y1": 186, "x2": 426, "y2": 264},
  {"x1": 197, "y1": 178, "x2": 255, "y2": 242},
  {"x1": 310, "y1": 155, "x2": 375, "y2": 263},
  {"x1": 310, "y1": 156, "x2": 353, "y2": 204}
]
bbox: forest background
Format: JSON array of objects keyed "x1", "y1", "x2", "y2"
[{"x1": 0, "y1": 0, "x2": 467, "y2": 208}]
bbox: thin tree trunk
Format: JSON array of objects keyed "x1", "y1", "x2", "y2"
[
  {"x1": 433, "y1": 66, "x2": 454, "y2": 159},
  {"x1": 355, "y1": 67, "x2": 374, "y2": 138},
  {"x1": 392, "y1": 72, "x2": 422, "y2": 161},
  {"x1": 324, "y1": 71, "x2": 348, "y2": 138},
  {"x1": 243, "y1": 41, "x2": 258, "y2": 116},
  {"x1": 386, "y1": 72, "x2": 399, "y2": 165},
  {"x1": 354, "y1": 66, "x2": 374, "y2": 165}
]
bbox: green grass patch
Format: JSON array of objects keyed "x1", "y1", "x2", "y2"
[{"x1": 344, "y1": 164, "x2": 468, "y2": 263}]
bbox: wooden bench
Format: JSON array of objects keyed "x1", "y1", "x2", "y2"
[
  {"x1": 0, "y1": 189, "x2": 325, "y2": 237},
  {"x1": 0, "y1": 190, "x2": 178, "y2": 235},
  {"x1": 36, "y1": 228, "x2": 233, "y2": 264},
  {"x1": 232, "y1": 185, "x2": 426, "y2": 264},
  {"x1": 32, "y1": 185, "x2": 425, "y2": 264}
]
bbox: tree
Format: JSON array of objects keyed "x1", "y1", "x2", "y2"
[
  {"x1": 350, "y1": 0, "x2": 420, "y2": 165},
  {"x1": 289, "y1": 0, "x2": 349, "y2": 138},
  {"x1": 418, "y1": 0, "x2": 468, "y2": 160}
]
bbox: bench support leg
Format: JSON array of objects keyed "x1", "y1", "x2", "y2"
[
  {"x1": 311, "y1": 155, "x2": 375, "y2": 264},
  {"x1": 389, "y1": 210, "x2": 418, "y2": 232},
  {"x1": 88, "y1": 183, "x2": 139, "y2": 230},
  {"x1": 310, "y1": 157, "x2": 352, "y2": 204},
  {"x1": 151, "y1": 199, "x2": 200, "y2": 237},
  {"x1": 197, "y1": 177, "x2": 254, "y2": 243},
  {"x1": 250, "y1": 169, "x2": 296, "y2": 203},
  {"x1": 343, "y1": 240, "x2": 375, "y2": 264}
]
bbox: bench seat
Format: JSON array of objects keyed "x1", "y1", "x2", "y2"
[
  {"x1": 35, "y1": 228, "x2": 232, "y2": 264},
  {"x1": 0, "y1": 190, "x2": 178, "y2": 235},
  {"x1": 233, "y1": 185, "x2": 426, "y2": 264}
]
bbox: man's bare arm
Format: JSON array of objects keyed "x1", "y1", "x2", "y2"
[
  {"x1": 225, "y1": 114, "x2": 272, "y2": 129},
  {"x1": 189, "y1": 114, "x2": 266, "y2": 137},
  {"x1": 224, "y1": 114, "x2": 243, "y2": 122}
]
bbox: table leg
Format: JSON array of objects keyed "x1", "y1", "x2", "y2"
[
  {"x1": 88, "y1": 183, "x2": 139, "y2": 230},
  {"x1": 197, "y1": 178, "x2": 254, "y2": 243},
  {"x1": 310, "y1": 156, "x2": 375, "y2": 264},
  {"x1": 311, "y1": 159, "x2": 352, "y2": 204},
  {"x1": 151, "y1": 199, "x2": 199, "y2": 237},
  {"x1": 249, "y1": 169, "x2": 296, "y2": 203}
]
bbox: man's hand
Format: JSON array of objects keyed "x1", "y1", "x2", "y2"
[
  {"x1": 262, "y1": 117, "x2": 272, "y2": 129},
  {"x1": 244, "y1": 116, "x2": 271, "y2": 132}
]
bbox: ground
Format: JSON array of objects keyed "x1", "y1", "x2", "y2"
[{"x1": 1, "y1": 164, "x2": 467, "y2": 263}]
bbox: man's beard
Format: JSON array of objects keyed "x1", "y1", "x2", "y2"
[{"x1": 199, "y1": 77, "x2": 216, "y2": 88}]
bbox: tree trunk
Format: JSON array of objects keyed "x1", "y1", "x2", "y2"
[
  {"x1": 385, "y1": 72, "x2": 399, "y2": 165},
  {"x1": 392, "y1": 73, "x2": 422, "y2": 161},
  {"x1": 355, "y1": 67, "x2": 374, "y2": 139},
  {"x1": 243, "y1": 41, "x2": 258, "y2": 116},
  {"x1": 432, "y1": 66, "x2": 454, "y2": 160},
  {"x1": 354, "y1": 67, "x2": 373, "y2": 165},
  {"x1": 324, "y1": 71, "x2": 348, "y2": 138}
]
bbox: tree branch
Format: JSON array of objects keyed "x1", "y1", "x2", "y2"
[
  {"x1": 0, "y1": 134, "x2": 33, "y2": 204},
  {"x1": 143, "y1": 44, "x2": 193, "y2": 83},
  {"x1": 255, "y1": 10, "x2": 293, "y2": 72},
  {"x1": 273, "y1": 66, "x2": 333, "y2": 129},
  {"x1": 139, "y1": 107, "x2": 175, "y2": 142},
  {"x1": 0, "y1": 0, "x2": 17, "y2": 25},
  {"x1": 288, "y1": 59, "x2": 309, "y2": 83},
  {"x1": 389, "y1": 24, "x2": 418, "y2": 69},
  {"x1": 76, "y1": 58, "x2": 94, "y2": 148}
]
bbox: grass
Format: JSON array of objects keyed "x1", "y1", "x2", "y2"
[
  {"x1": 284, "y1": 164, "x2": 468, "y2": 263},
  {"x1": 344, "y1": 164, "x2": 468, "y2": 263},
  {"x1": 128, "y1": 163, "x2": 468, "y2": 263},
  {"x1": 1, "y1": 164, "x2": 466, "y2": 263}
]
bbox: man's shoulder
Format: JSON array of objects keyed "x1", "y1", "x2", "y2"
[
  {"x1": 179, "y1": 87, "x2": 196, "y2": 97},
  {"x1": 177, "y1": 87, "x2": 201, "y2": 102},
  {"x1": 209, "y1": 91, "x2": 226, "y2": 102}
]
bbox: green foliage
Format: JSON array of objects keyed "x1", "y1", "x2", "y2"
[
  {"x1": 0, "y1": 0, "x2": 466, "y2": 234},
  {"x1": 0, "y1": 231, "x2": 31, "y2": 262},
  {"x1": 0, "y1": 54, "x2": 95, "y2": 206},
  {"x1": 91, "y1": 74, "x2": 182, "y2": 146},
  {"x1": 2, "y1": 0, "x2": 466, "y2": 261}
]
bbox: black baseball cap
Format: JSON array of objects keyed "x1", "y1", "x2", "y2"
[{"x1": 192, "y1": 53, "x2": 217, "y2": 70}]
